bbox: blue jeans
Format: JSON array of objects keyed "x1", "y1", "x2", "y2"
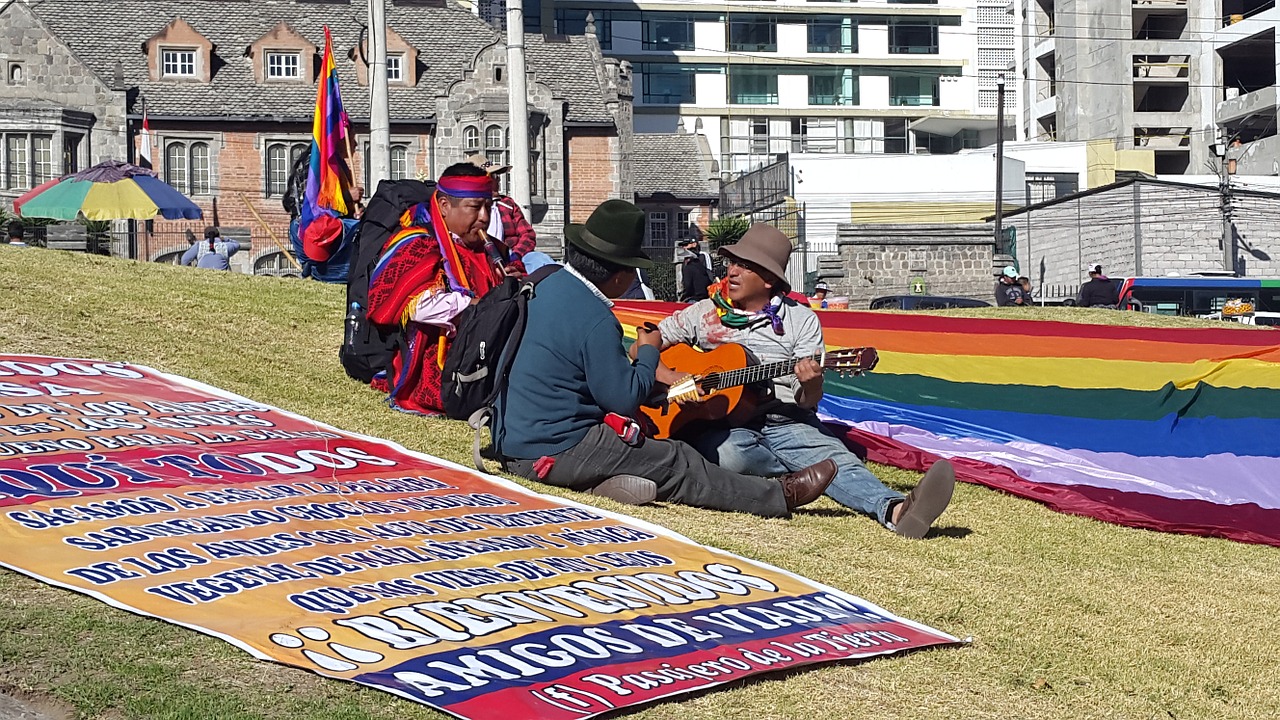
[{"x1": 690, "y1": 412, "x2": 904, "y2": 526}]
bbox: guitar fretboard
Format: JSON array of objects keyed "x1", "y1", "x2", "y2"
[{"x1": 704, "y1": 352, "x2": 825, "y2": 392}]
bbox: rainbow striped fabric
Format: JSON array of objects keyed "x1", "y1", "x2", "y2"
[
  {"x1": 613, "y1": 302, "x2": 1280, "y2": 547},
  {"x1": 300, "y1": 27, "x2": 354, "y2": 234}
]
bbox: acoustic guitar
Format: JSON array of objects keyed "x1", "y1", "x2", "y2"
[{"x1": 640, "y1": 343, "x2": 879, "y2": 440}]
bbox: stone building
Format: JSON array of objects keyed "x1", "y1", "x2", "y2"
[
  {"x1": 823, "y1": 223, "x2": 999, "y2": 308},
  {"x1": 0, "y1": 0, "x2": 634, "y2": 272},
  {"x1": 1004, "y1": 177, "x2": 1280, "y2": 300},
  {"x1": 631, "y1": 128, "x2": 718, "y2": 253}
]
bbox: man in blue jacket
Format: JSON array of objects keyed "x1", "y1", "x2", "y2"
[{"x1": 497, "y1": 199, "x2": 836, "y2": 517}]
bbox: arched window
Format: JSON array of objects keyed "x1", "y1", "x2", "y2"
[
  {"x1": 484, "y1": 125, "x2": 508, "y2": 193},
  {"x1": 390, "y1": 145, "x2": 409, "y2": 180},
  {"x1": 485, "y1": 125, "x2": 504, "y2": 152},
  {"x1": 463, "y1": 126, "x2": 480, "y2": 152},
  {"x1": 266, "y1": 144, "x2": 289, "y2": 195},
  {"x1": 163, "y1": 140, "x2": 214, "y2": 195},
  {"x1": 190, "y1": 142, "x2": 210, "y2": 195},
  {"x1": 265, "y1": 141, "x2": 308, "y2": 197},
  {"x1": 165, "y1": 143, "x2": 187, "y2": 191}
]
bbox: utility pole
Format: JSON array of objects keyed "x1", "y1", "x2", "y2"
[
  {"x1": 506, "y1": 1, "x2": 532, "y2": 214},
  {"x1": 994, "y1": 74, "x2": 1007, "y2": 257},
  {"x1": 368, "y1": 0, "x2": 391, "y2": 194},
  {"x1": 1219, "y1": 126, "x2": 1234, "y2": 274}
]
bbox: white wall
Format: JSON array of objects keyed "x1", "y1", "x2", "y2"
[
  {"x1": 791, "y1": 153, "x2": 1027, "y2": 246},
  {"x1": 960, "y1": 141, "x2": 1088, "y2": 187},
  {"x1": 695, "y1": 72, "x2": 726, "y2": 107},
  {"x1": 778, "y1": 74, "x2": 808, "y2": 108},
  {"x1": 694, "y1": 21, "x2": 724, "y2": 53},
  {"x1": 777, "y1": 21, "x2": 808, "y2": 56}
]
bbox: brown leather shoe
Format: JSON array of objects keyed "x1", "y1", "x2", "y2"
[
  {"x1": 893, "y1": 459, "x2": 955, "y2": 539},
  {"x1": 779, "y1": 459, "x2": 837, "y2": 510}
]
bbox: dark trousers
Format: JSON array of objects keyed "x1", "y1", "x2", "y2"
[{"x1": 505, "y1": 424, "x2": 789, "y2": 518}]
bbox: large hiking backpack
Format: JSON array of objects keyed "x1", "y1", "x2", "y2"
[
  {"x1": 339, "y1": 179, "x2": 435, "y2": 383},
  {"x1": 441, "y1": 265, "x2": 560, "y2": 469}
]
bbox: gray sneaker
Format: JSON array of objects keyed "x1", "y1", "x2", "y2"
[
  {"x1": 589, "y1": 475, "x2": 658, "y2": 505},
  {"x1": 893, "y1": 460, "x2": 955, "y2": 539}
]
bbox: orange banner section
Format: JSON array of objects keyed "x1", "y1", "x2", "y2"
[{"x1": 0, "y1": 355, "x2": 957, "y2": 719}]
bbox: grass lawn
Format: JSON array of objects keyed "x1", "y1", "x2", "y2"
[{"x1": 1, "y1": 248, "x2": 1277, "y2": 720}]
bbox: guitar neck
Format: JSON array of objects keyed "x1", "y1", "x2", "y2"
[{"x1": 708, "y1": 352, "x2": 823, "y2": 391}]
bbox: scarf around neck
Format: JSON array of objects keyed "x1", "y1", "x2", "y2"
[{"x1": 710, "y1": 279, "x2": 784, "y2": 335}]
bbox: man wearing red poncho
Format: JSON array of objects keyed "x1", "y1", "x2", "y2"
[{"x1": 365, "y1": 163, "x2": 520, "y2": 415}]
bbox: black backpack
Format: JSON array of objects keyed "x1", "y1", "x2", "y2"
[
  {"x1": 441, "y1": 264, "x2": 560, "y2": 469},
  {"x1": 339, "y1": 179, "x2": 435, "y2": 383}
]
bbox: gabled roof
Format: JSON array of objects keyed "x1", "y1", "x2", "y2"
[
  {"x1": 30, "y1": 0, "x2": 613, "y2": 124},
  {"x1": 633, "y1": 133, "x2": 718, "y2": 200}
]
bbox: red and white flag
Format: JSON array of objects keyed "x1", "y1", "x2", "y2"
[{"x1": 138, "y1": 108, "x2": 152, "y2": 169}]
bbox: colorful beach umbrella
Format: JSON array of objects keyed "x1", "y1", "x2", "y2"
[{"x1": 14, "y1": 159, "x2": 202, "y2": 222}]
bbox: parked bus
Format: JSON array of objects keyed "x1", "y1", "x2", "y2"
[{"x1": 1117, "y1": 276, "x2": 1280, "y2": 316}]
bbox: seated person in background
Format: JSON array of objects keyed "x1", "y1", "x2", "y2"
[
  {"x1": 640, "y1": 223, "x2": 955, "y2": 538},
  {"x1": 1077, "y1": 263, "x2": 1120, "y2": 308},
  {"x1": 497, "y1": 200, "x2": 837, "y2": 516},
  {"x1": 1018, "y1": 276, "x2": 1034, "y2": 304},
  {"x1": 810, "y1": 280, "x2": 829, "y2": 309},
  {"x1": 619, "y1": 268, "x2": 657, "y2": 300},
  {"x1": 365, "y1": 163, "x2": 510, "y2": 416},
  {"x1": 468, "y1": 154, "x2": 537, "y2": 265},
  {"x1": 994, "y1": 266, "x2": 1026, "y2": 307},
  {"x1": 6, "y1": 220, "x2": 27, "y2": 247},
  {"x1": 181, "y1": 227, "x2": 240, "y2": 271}
]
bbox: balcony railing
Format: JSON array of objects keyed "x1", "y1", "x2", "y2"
[
  {"x1": 1134, "y1": 56, "x2": 1191, "y2": 79},
  {"x1": 1134, "y1": 130, "x2": 1192, "y2": 149},
  {"x1": 1133, "y1": 0, "x2": 1189, "y2": 7}
]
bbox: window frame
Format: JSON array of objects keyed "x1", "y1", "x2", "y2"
[
  {"x1": 386, "y1": 53, "x2": 404, "y2": 83},
  {"x1": 806, "y1": 16, "x2": 856, "y2": 54},
  {"x1": 643, "y1": 16, "x2": 696, "y2": 51},
  {"x1": 729, "y1": 67, "x2": 780, "y2": 105},
  {"x1": 265, "y1": 51, "x2": 302, "y2": 80},
  {"x1": 5, "y1": 134, "x2": 29, "y2": 191},
  {"x1": 160, "y1": 48, "x2": 197, "y2": 78},
  {"x1": 647, "y1": 211, "x2": 670, "y2": 244},
  {"x1": 164, "y1": 138, "x2": 215, "y2": 196},
  {"x1": 889, "y1": 20, "x2": 939, "y2": 54},
  {"x1": 727, "y1": 15, "x2": 778, "y2": 53},
  {"x1": 264, "y1": 140, "x2": 309, "y2": 197},
  {"x1": 390, "y1": 145, "x2": 409, "y2": 181}
]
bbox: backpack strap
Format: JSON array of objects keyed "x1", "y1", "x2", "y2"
[{"x1": 469, "y1": 264, "x2": 561, "y2": 473}]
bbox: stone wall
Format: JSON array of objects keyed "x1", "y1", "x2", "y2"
[
  {"x1": 1007, "y1": 180, "x2": 1280, "y2": 299},
  {"x1": 436, "y1": 41, "x2": 570, "y2": 256},
  {"x1": 827, "y1": 224, "x2": 998, "y2": 307},
  {"x1": 0, "y1": 1, "x2": 128, "y2": 196}
]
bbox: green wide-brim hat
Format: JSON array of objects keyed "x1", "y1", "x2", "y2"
[{"x1": 564, "y1": 199, "x2": 654, "y2": 270}]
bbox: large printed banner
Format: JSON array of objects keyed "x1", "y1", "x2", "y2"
[{"x1": 0, "y1": 355, "x2": 957, "y2": 719}]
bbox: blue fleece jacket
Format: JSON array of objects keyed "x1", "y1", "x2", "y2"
[{"x1": 496, "y1": 269, "x2": 659, "y2": 459}]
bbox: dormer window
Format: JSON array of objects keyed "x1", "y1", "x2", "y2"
[
  {"x1": 266, "y1": 51, "x2": 301, "y2": 80},
  {"x1": 387, "y1": 53, "x2": 404, "y2": 83},
  {"x1": 161, "y1": 49, "x2": 196, "y2": 78}
]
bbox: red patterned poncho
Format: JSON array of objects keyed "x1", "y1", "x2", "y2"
[{"x1": 365, "y1": 203, "x2": 504, "y2": 416}]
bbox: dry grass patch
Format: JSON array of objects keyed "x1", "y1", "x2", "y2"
[{"x1": 0, "y1": 248, "x2": 1278, "y2": 719}]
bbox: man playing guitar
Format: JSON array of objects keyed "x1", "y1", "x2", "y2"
[{"x1": 635, "y1": 224, "x2": 955, "y2": 538}]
